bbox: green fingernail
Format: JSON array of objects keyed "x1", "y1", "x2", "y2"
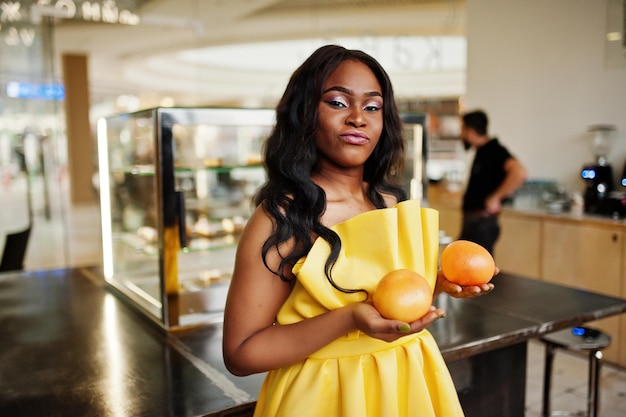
[{"x1": 399, "y1": 324, "x2": 410, "y2": 332}]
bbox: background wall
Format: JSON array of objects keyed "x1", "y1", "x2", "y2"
[{"x1": 465, "y1": 0, "x2": 626, "y2": 193}]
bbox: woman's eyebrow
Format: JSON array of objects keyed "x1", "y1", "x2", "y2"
[{"x1": 323, "y1": 86, "x2": 382, "y2": 98}]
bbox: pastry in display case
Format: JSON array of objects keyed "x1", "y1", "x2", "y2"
[{"x1": 97, "y1": 107, "x2": 428, "y2": 330}]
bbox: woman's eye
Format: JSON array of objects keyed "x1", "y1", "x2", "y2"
[
  {"x1": 365, "y1": 104, "x2": 382, "y2": 112},
  {"x1": 326, "y1": 99, "x2": 347, "y2": 108}
]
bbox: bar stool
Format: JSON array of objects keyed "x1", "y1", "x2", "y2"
[{"x1": 540, "y1": 326, "x2": 611, "y2": 417}]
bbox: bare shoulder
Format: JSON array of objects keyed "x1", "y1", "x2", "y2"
[{"x1": 242, "y1": 203, "x2": 274, "y2": 237}]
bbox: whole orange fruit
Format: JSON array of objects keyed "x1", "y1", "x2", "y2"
[
  {"x1": 440, "y1": 240, "x2": 495, "y2": 286},
  {"x1": 372, "y1": 269, "x2": 433, "y2": 323}
]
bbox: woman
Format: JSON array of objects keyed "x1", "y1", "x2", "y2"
[{"x1": 222, "y1": 44, "x2": 494, "y2": 417}]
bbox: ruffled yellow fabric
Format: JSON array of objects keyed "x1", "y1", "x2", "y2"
[{"x1": 253, "y1": 199, "x2": 463, "y2": 417}]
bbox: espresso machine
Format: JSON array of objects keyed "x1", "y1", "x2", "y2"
[{"x1": 581, "y1": 124, "x2": 626, "y2": 217}]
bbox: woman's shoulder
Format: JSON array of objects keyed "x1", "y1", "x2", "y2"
[{"x1": 243, "y1": 204, "x2": 276, "y2": 236}]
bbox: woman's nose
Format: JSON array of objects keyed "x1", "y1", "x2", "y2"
[{"x1": 347, "y1": 108, "x2": 365, "y2": 127}]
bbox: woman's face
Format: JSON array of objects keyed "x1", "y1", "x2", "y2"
[{"x1": 315, "y1": 59, "x2": 383, "y2": 171}]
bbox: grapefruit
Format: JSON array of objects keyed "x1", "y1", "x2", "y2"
[
  {"x1": 372, "y1": 269, "x2": 433, "y2": 322},
  {"x1": 440, "y1": 240, "x2": 495, "y2": 286}
]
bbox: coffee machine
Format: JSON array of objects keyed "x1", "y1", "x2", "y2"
[{"x1": 581, "y1": 124, "x2": 626, "y2": 217}]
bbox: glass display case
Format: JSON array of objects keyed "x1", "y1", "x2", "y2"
[{"x1": 97, "y1": 107, "x2": 427, "y2": 330}]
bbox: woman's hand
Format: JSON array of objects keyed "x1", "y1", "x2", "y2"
[
  {"x1": 435, "y1": 268, "x2": 497, "y2": 299},
  {"x1": 351, "y1": 302, "x2": 445, "y2": 343}
]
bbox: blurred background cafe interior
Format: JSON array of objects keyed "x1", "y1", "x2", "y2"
[{"x1": 1, "y1": 1, "x2": 626, "y2": 416}]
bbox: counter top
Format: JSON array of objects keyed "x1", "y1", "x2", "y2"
[
  {"x1": 1, "y1": 268, "x2": 625, "y2": 416},
  {"x1": 434, "y1": 274, "x2": 626, "y2": 361},
  {"x1": 0, "y1": 268, "x2": 263, "y2": 417},
  {"x1": 427, "y1": 183, "x2": 626, "y2": 229},
  {"x1": 500, "y1": 206, "x2": 626, "y2": 229}
]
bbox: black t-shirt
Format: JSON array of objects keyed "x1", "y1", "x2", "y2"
[{"x1": 462, "y1": 138, "x2": 513, "y2": 212}]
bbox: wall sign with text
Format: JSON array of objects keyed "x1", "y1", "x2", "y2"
[{"x1": 0, "y1": 0, "x2": 140, "y2": 48}]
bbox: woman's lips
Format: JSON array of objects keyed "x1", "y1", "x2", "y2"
[{"x1": 340, "y1": 131, "x2": 369, "y2": 145}]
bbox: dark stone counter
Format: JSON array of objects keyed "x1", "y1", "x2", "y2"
[
  {"x1": 1, "y1": 268, "x2": 625, "y2": 417},
  {"x1": 433, "y1": 273, "x2": 626, "y2": 361}
]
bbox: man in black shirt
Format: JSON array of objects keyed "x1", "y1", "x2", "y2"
[{"x1": 459, "y1": 110, "x2": 527, "y2": 254}]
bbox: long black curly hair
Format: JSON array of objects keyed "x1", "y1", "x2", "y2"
[{"x1": 254, "y1": 44, "x2": 407, "y2": 294}]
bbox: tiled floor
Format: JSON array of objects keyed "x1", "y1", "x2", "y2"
[
  {"x1": 2, "y1": 173, "x2": 626, "y2": 416},
  {"x1": 525, "y1": 338, "x2": 626, "y2": 417}
]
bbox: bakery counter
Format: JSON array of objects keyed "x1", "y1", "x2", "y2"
[{"x1": 1, "y1": 268, "x2": 625, "y2": 417}]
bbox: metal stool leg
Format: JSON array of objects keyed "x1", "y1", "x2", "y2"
[
  {"x1": 542, "y1": 342, "x2": 557, "y2": 417},
  {"x1": 587, "y1": 350, "x2": 602, "y2": 417}
]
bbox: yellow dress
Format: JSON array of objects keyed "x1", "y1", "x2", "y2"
[{"x1": 253, "y1": 199, "x2": 464, "y2": 417}]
